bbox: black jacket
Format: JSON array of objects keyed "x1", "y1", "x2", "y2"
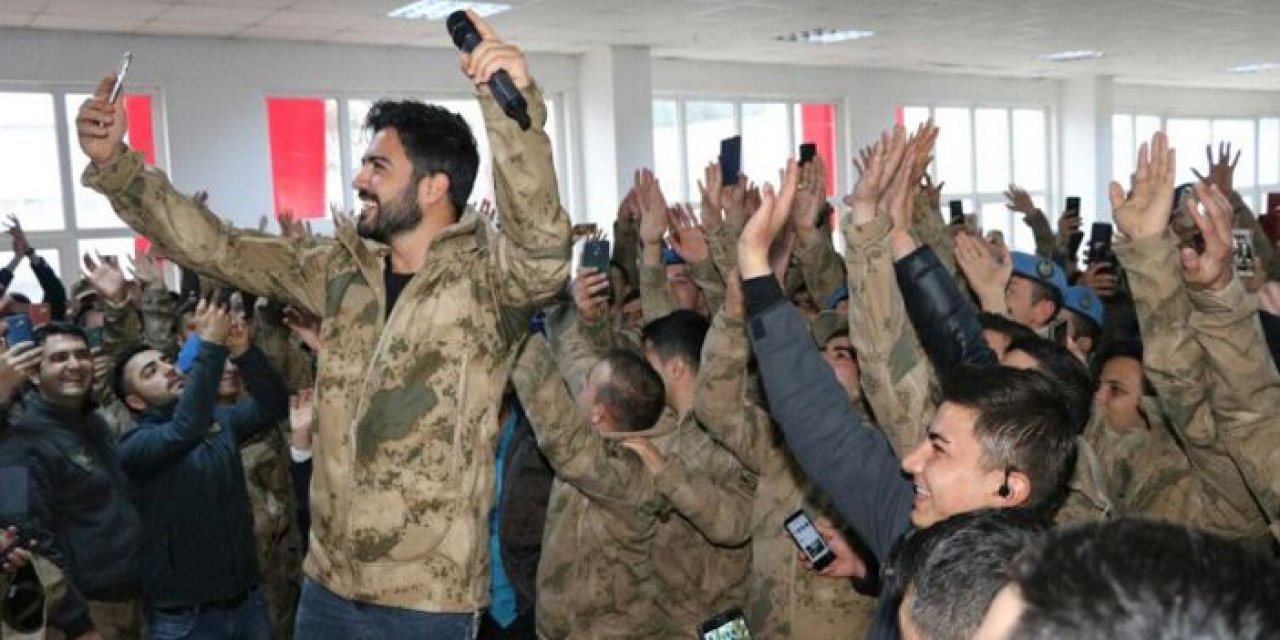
[
  {"x1": 0, "y1": 255, "x2": 69, "y2": 321},
  {"x1": 0, "y1": 393, "x2": 141, "y2": 637},
  {"x1": 119, "y1": 341, "x2": 288, "y2": 609},
  {"x1": 894, "y1": 246, "x2": 997, "y2": 373},
  {"x1": 744, "y1": 276, "x2": 913, "y2": 639},
  {"x1": 493, "y1": 402, "x2": 554, "y2": 616}
]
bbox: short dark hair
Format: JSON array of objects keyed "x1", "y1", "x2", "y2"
[
  {"x1": 594, "y1": 349, "x2": 666, "y2": 432},
  {"x1": 1020, "y1": 277, "x2": 1062, "y2": 316},
  {"x1": 979, "y1": 312, "x2": 1039, "y2": 345},
  {"x1": 36, "y1": 322, "x2": 87, "y2": 347},
  {"x1": 1091, "y1": 339, "x2": 1155, "y2": 397},
  {"x1": 1009, "y1": 518, "x2": 1280, "y2": 639},
  {"x1": 111, "y1": 343, "x2": 155, "y2": 410},
  {"x1": 1005, "y1": 335, "x2": 1094, "y2": 434},
  {"x1": 641, "y1": 310, "x2": 710, "y2": 374},
  {"x1": 1066, "y1": 309, "x2": 1101, "y2": 344},
  {"x1": 887, "y1": 508, "x2": 1049, "y2": 640},
  {"x1": 364, "y1": 101, "x2": 479, "y2": 217},
  {"x1": 940, "y1": 365, "x2": 1077, "y2": 511}
]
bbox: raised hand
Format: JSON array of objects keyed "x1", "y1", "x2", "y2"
[
  {"x1": 289, "y1": 389, "x2": 316, "y2": 453},
  {"x1": 1180, "y1": 182, "x2": 1236, "y2": 292},
  {"x1": 83, "y1": 253, "x2": 127, "y2": 303},
  {"x1": 6, "y1": 215, "x2": 30, "y2": 257},
  {"x1": 921, "y1": 174, "x2": 945, "y2": 212},
  {"x1": 1004, "y1": 184, "x2": 1037, "y2": 216},
  {"x1": 720, "y1": 176, "x2": 749, "y2": 235},
  {"x1": 954, "y1": 232, "x2": 1012, "y2": 312},
  {"x1": 846, "y1": 126, "x2": 908, "y2": 227},
  {"x1": 791, "y1": 155, "x2": 828, "y2": 243},
  {"x1": 283, "y1": 306, "x2": 323, "y2": 352},
  {"x1": 634, "y1": 169, "x2": 670, "y2": 246},
  {"x1": 76, "y1": 75, "x2": 127, "y2": 165},
  {"x1": 1192, "y1": 142, "x2": 1240, "y2": 195},
  {"x1": 0, "y1": 341, "x2": 42, "y2": 402},
  {"x1": 1082, "y1": 261, "x2": 1119, "y2": 299},
  {"x1": 667, "y1": 203, "x2": 710, "y2": 263},
  {"x1": 1110, "y1": 132, "x2": 1176, "y2": 241},
  {"x1": 737, "y1": 160, "x2": 800, "y2": 279},
  {"x1": 195, "y1": 298, "x2": 232, "y2": 346},
  {"x1": 698, "y1": 162, "x2": 725, "y2": 232},
  {"x1": 573, "y1": 268, "x2": 610, "y2": 323},
  {"x1": 459, "y1": 8, "x2": 531, "y2": 91},
  {"x1": 278, "y1": 210, "x2": 308, "y2": 239},
  {"x1": 129, "y1": 249, "x2": 163, "y2": 286}
]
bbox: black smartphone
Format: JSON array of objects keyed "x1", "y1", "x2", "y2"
[
  {"x1": 785, "y1": 510, "x2": 835, "y2": 572},
  {"x1": 698, "y1": 607, "x2": 754, "y2": 640},
  {"x1": 799, "y1": 142, "x2": 818, "y2": 166},
  {"x1": 720, "y1": 135, "x2": 742, "y2": 186},
  {"x1": 5, "y1": 314, "x2": 34, "y2": 346},
  {"x1": 1065, "y1": 196, "x2": 1081, "y2": 217},
  {"x1": 579, "y1": 239, "x2": 613, "y2": 303},
  {"x1": 1086, "y1": 222, "x2": 1114, "y2": 268},
  {"x1": 948, "y1": 200, "x2": 965, "y2": 226}
]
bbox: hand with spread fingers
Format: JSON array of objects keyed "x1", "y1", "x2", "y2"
[
  {"x1": 1110, "y1": 132, "x2": 1176, "y2": 242},
  {"x1": 847, "y1": 126, "x2": 909, "y2": 228},
  {"x1": 83, "y1": 252, "x2": 128, "y2": 304},
  {"x1": 954, "y1": 232, "x2": 1012, "y2": 313},
  {"x1": 1004, "y1": 184, "x2": 1037, "y2": 216},
  {"x1": 1179, "y1": 181, "x2": 1237, "y2": 292},
  {"x1": 667, "y1": 203, "x2": 709, "y2": 264},
  {"x1": 1191, "y1": 142, "x2": 1240, "y2": 196}
]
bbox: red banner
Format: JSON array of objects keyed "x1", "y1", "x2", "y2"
[
  {"x1": 123, "y1": 94, "x2": 155, "y2": 166},
  {"x1": 267, "y1": 98, "x2": 326, "y2": 220},
  {"x1": 801, "y1": 104, "x2": 837, "y2": 196}
]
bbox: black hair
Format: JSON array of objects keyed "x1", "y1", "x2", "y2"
[
  {"x1": 9, "y1": 293, "x2": 31, "y2": 305},
  {"x1": 886, "y1": 508, "x2": 1050, "y2": 640},
  {"x1": 940, "y1": 365, "x2": 1077, "y2": 511},
  {"x1": 620, "y1": 289, "x2": 641, "y2": 306},
  {"x1": 364, "y1": 101, "x2": 480, "y2": 217},
  {"x1": 1005, "y1": 334, "x2": 1094, "y2": 434},
  {"x1": 1022, "y1": 278, "x2": 1062, "y2": 316},
  {"x1": 594, "y1": 349, "x2": 666, "y2": 432},
  {"x1": 641, "y1": 310, "x2": 710, "y2": 374},
  {"x1": 1009, "y1": 518, "x2": 1280, "y2": 639},
  {"x1": 1091, "y1": 339, "x2": 1156, "y2": 397},
  {"x1": 111, "y1": 342, "x2": 155, "y2": 410},
  {"x1": 35, "y1": 322, "x2": 86, "y2": 347}
]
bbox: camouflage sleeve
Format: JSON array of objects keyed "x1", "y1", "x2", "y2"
[
  {"x1": 689, "y1": 257, "x2": 726, "y2": 315},
  {"x1": 481, "y1": 84, "x2": 573, "y2": 312},
  {"x1": 546, "y1": 306, "x2": 608, "y2": 396},
  {"x1": 1230, "y1": 191, "x2": 1280, "y2": 282},
  {"x1": 844, "y1": 213, "x2": 938, "y2": 457},
  {"x1": 613, "y1": 218, "x2": 641, "y2": 291},
  {"x1": 101, "y1": 298, "x2": 141, "y2": 359},
  {"x1": 1020, "y1": 209, "x2": 1057, "y2": 260},
  {"x1": 82, "y1": 149, "x2": 333, "y2": 316},
  {"x1": 1187, "y1": 277, "x2": 1280, "y2": 526},
  {"x1": 655, "y1": 425, "x2": 756, "y2": 547},
  {"x1": 511, "y1": 335, "x2": 660, "y2": 508},
  {"x1": 794, "y1": 233, "x2": 845, "y2": 310},
  {"x1": 139, "y1": 281, "x2": 177, "y2": 353},
  {"x1": 911, "y1": 192, "x2": 957, "y2": 277},
  {"x1": 1114, "y1": 230, "x2": 1262, "y2": 523},
  {"x1": 253, "y1": 307, "x2": 316, "y2": 393},
  {"x1": 639, "y1": 262, "x2": 677, "y2": 324},
  {"x1": 707, "y1": 225, "x2": 739, "y2": 279},
  {"x1": 693, "y1": 309, "x2": 773, "y2": 474}
]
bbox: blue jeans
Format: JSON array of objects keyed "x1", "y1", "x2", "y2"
[
  {"x1": 294, "y1": 578, "x2": 478, "y2": 640},
  {"x1": 146, "y1": 586, "x2": 271, "y2": 640}
]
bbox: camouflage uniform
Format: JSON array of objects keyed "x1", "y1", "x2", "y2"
[
  {"x1": 254, "y1": 302, "x2": 316, "y2": 394},
  {"x1": 793, "y1": 232, "x2": 845, "y2": 312},
  {"x1": 83, "y1": 84, "x2": 571, "y2": 613},
  {"x1": 238, "y1": 423, "x2": 303, "y2": 639},
  {"x1": 1019, "y1": 208, "x2": 1058, "y2": 260},
  {"x1": 638, "y1": 256, "x2": 725, "y2": 323},
  {"x1": 1112, "y1": 230, "x2": 1271, "y2": 543},
  {"x1": 696, "y1": 309, "x2": 878, "y2": 638}
]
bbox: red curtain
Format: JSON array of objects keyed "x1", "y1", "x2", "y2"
[
  {"x1": 123, "y1": 95, "x2": 155, "y2": 166},
  {"x1": 801, "y1": 104, "x2": 837, "y2": 196}
]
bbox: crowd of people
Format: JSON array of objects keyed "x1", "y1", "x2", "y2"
[{"x1": 3, "y1": 10, "x2": 1280, "y2": 640}]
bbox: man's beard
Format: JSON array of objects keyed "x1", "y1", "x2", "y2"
[{"x1": 357, "y1": 184, "x2": 422, "y2": 244}]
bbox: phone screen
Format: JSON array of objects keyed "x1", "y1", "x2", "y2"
[
  {"x1": 720, "y1": 136, "x2": 742, "y2": 186},
  {"x1": 948, "y1": 200, "x2": 965, "y2": 225},
  {"x1": 699, "y1": 609, "x2": 753, "y2": 640},
  {"x1": 1065, "y1": 196, "x2": 1081, "y2": 216},
  {"x1": 1233, "y1": 229, "x2": 1255, "y2": 278},
  {"x1": 799, "y1": 143, "x2": 817, "y2": 166},
  {"x1": 785, "y1": 511, "x2": 831, "y2": 565},
  {"x1": 5, "y1": 315, "x2": 34, "y2": 346}
]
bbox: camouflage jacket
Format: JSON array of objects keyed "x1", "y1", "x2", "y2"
[
  {"x1": 83, "y1": 85, "x2": 571, "y2": 612},
  {"x1": 1114, "y1": 230, "x2": 1270, "y2": 542},
  {"x1": 638, "y1": 257, "x2": 725, "y2": 323},
  {"x1": 1186, "y1": 273, "x2": 1280, "y2": 541},
  {"x1": 794, "y1": 232, "x2": 845, "y2": 311},
  {"x1": 696, "y1": 309, "x2": 879, "y2": 638}
]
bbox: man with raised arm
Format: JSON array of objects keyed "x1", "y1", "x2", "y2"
[{"x1": 75, "y1": 12, "x2": 570, "y2": 639}]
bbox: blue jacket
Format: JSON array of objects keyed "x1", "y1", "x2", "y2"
[{"x1": 118, "y1": 341, "x2": 288, "y2": 609}]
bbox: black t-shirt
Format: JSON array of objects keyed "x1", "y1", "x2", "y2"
[{"x1": 384, "y1": 258, "x2": 414, "y2": 319}]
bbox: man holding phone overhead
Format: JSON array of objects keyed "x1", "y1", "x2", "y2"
[{"x1": 75, "y1": 10, "x2": 570, "y2": 640}]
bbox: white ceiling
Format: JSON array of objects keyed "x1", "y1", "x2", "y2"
[{"x1": 5, "y1": 0, "x2": 1280, "y2": 90}]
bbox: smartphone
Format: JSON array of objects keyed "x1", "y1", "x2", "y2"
[
  {"x1": 1086, "y1": 222, "x2": 1114, "y2": 268},
  {"x1": 948, "y1": 200, "x2": 965, "y2": 226},
  {"x1": 85, "y1": 326, "x2": 105, "y2": 350},
  {"x1": 108, "y1": 51, "x2": 132, "y2": 104},
  {"x1": 580, "y1": 239, "x2": 613, "y2": 305},
  {"x1": 176, "y1": 332, "x2": 201, "y2": 374},
  {"x1": 799, "y1": 142, "x2": 818, "y2": 166},
  {"x1": 698, "y1": 607, "x2": 753, "y2": 640},
  {"x1": 720, "y1": 136, "x2": 742, "y2": 186},
  {"x1": 1233, "y1": 229, "x2": 1255, "y2": 279},
  {"x1": 4, "y1": 314, "x2": 34, "y2": 347},
  {"x1": 784, "y1": 510, "x2": 835, "y2": 572},
  {"x1": 1065, "y1": 196, "x2": 1081, "y2": 217},
  {"x1": 27, "y1": 303, "x2": 51, "y2": 329}
]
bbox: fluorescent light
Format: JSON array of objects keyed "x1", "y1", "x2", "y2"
[
  {"x1": 1040, "y1": 50, "x2": 1105, "y2": 62},
  {"x1": 1227, "y1": 62, "x2": 1280, "y2": 74},
  {"x1": 776, "y1": 28, "x2": 875, "y2": 45},
  {"x1": 387, "y1": 1, "x2": 511, "y2": 21}
]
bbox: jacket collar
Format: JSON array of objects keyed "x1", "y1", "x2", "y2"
[
  {"x1": 334, "y1": 209, "x2": 483, "y2": 275},
  {"x1": 18, "y1": 391, "x2": 99, "y2": 433}
]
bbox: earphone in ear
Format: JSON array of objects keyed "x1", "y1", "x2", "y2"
[{"x1": 996, "y1": 466, "x2": 1013, "y2": 499}]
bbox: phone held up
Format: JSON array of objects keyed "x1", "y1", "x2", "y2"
[
  {"x1": 579, "y1": 235, "x2": 613, "y2": 305},
  {"x1": 108, "y1": 51, "x2": 132, "y2": 104},
  {"x1": 720, "y1": 136, "x2": 742, "y2": 186},
  {"x1": 699, "y1": 607, "x2": 754, "y2": 640},
  {"x1": 785, "y1": 509, "x2": 836, "y2": 572}
]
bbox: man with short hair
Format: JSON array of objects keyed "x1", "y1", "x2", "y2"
[
  {"x1": 112, "y1": 298, "x2": 288, "y2": 639},
  {"x1": 77, "y1": 13, "x2": 570, "y2": 638}
]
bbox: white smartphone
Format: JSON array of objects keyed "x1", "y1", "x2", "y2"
[{"x1": 108, "y1": 51, "x2": 132, "y2": 104}]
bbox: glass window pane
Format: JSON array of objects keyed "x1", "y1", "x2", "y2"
[
  {"x1": 78, "y1": 237, "x2": 136, "y2": 263},
  {"x1": 902, "y1": 107, "x2": 931, "y2": 132},
  {"x1": 324, "y1": 99, "x2": 343, "y2": 214},
  {"x1": 652, "y1": 100, "x2": 682, "y2": 204},
  {"x1": 1012, "y1": 109, "x2": 1047, "y2": 192},
  {"x1": 1135, "y1": 115, "x2": 1162, "y2": 146},
  {"x1": 1010, "y1": 194, "x2": 1047, "y2": 252},
  {"x1": 742, "y1": 103, "x2": 790, "y2": 192},
  {"x1": 65, "y1": 94, "x2": 137, "y2": 229},
  {"x1": 347, "y1": 98, "x2": 374, "y2": 211},
  {"x1": 0, "y1": 93, "x2": 64, "y2": 231},
  {"x1": 0, "y1": 249, "x2": 60, "y2": 300},
  {"x1": 434, "y1": 100, "x2": 494, "y2": 209},
  {"x1": 1166, "y1": 118, "x2": 1212, "y2": 185},
  {"x1": 980, "y1": 200, "x2": 1010, "y2": 243},
  {"x1": 975, "y1": 109, "x2": 1011, "y2": 193},
  {"x1": 934, "y1": 107, "x2": 973, "y2": 194},
  {"x1": 685, "y1": 102, "x2": 735, "y2": 202},
  {"x1": 1259, "y1": 118, "x2": 1279, "y2": 185},
  {"x1": 1213, "y1": 119, "x2": 1256, "y2": 188},
  {"x1": 1112, "y1": 114, "x2": 1135, "y2": 185}
]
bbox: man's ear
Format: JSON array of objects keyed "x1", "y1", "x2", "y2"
[
  {"x1": 417, "y1": 173, "x2": 452, "y2": 209},
  {"x1": 125, "y1": 393, "x2": 147, "y2": 413},
  {"x1": 997, "y1": 470, "x2": 1032, "y2": 508}
]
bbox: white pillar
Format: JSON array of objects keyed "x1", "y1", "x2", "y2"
[
  {"x1": 577, "y1": 45, "x2": 653, "y2": 228},
  {"x1": 1060, "y1": 76, "x2": 1114, "y2": 225}
]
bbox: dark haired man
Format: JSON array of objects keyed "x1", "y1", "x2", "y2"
[
  {"x1": 77, "y1": 13, "x2": 570, "y2": 639},
  {"x1": 111, "y1": 299, "x2": 288, "y2": 639},
  {"x1": 0, "y1": 323, "x2": 142, "y2": 639}
]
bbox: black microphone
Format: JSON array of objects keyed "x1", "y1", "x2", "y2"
[{"x1": 447, "y1": 11, "x2": 531, "y2": 131}]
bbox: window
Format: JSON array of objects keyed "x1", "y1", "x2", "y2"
[
  {"x1": 0, "y1": 88, "x2": 162, "y2": 299},
  {"x1": 652, "y1": 98, "x2": 840, "y2": 204},
  {"x1": 1113, "y1": 114, "x2": 1280, "y2": 213},
  {"x1": 268, "y1": 94, "x2": 567, "y2": 230},
  {"x1": 901, "y1": 105, "x2": 1051, "y2": 252}
]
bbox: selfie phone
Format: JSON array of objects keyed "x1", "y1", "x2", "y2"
[
  {"x1": 176, "y1": 332, "x2": 201, "y2": 374},
  {"x1": 108, "y1": 51, "x2": 132, "y2": 104},
  {"x1": 799, "y1": 143, "x2": 818, "y2": 166},
  {"x1": 1233, "y1": 229, "x2": 1256, "y2": 279},
  {"x1": 4, "y1": 315, "x2": 34, "y2": 347},
  {"x1": 784, "y1": 510, "x2": 835, "y2": 572},
  {"x1": 27, "y1": 303, "x2": 51, "y2": 329},
  {"x1": 85, "y1": 326, "x2": 105, "y2": 350},
  {"x1": 1065, "y1": 196, "x2": 1081, "y2": 217},
  {"x1": 1086, "y1": 222, "x2": 1114, "y2": 268},
  {"x1": 579, "y1": 239, "x2": 613, "y2": 304},
  {"x1": 948, "y1": 200, "x2": 965, "y2": 226},
  {"x1": 698, "y1": 607, "x2": 754, "y2": 640},
  {"x1": 720, "y1": 136, "x2": 742, "y2": 186}
]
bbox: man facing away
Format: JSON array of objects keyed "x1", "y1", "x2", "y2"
[{"x1": 75, "y1": 12, "x2": 570, "y2": 639}]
